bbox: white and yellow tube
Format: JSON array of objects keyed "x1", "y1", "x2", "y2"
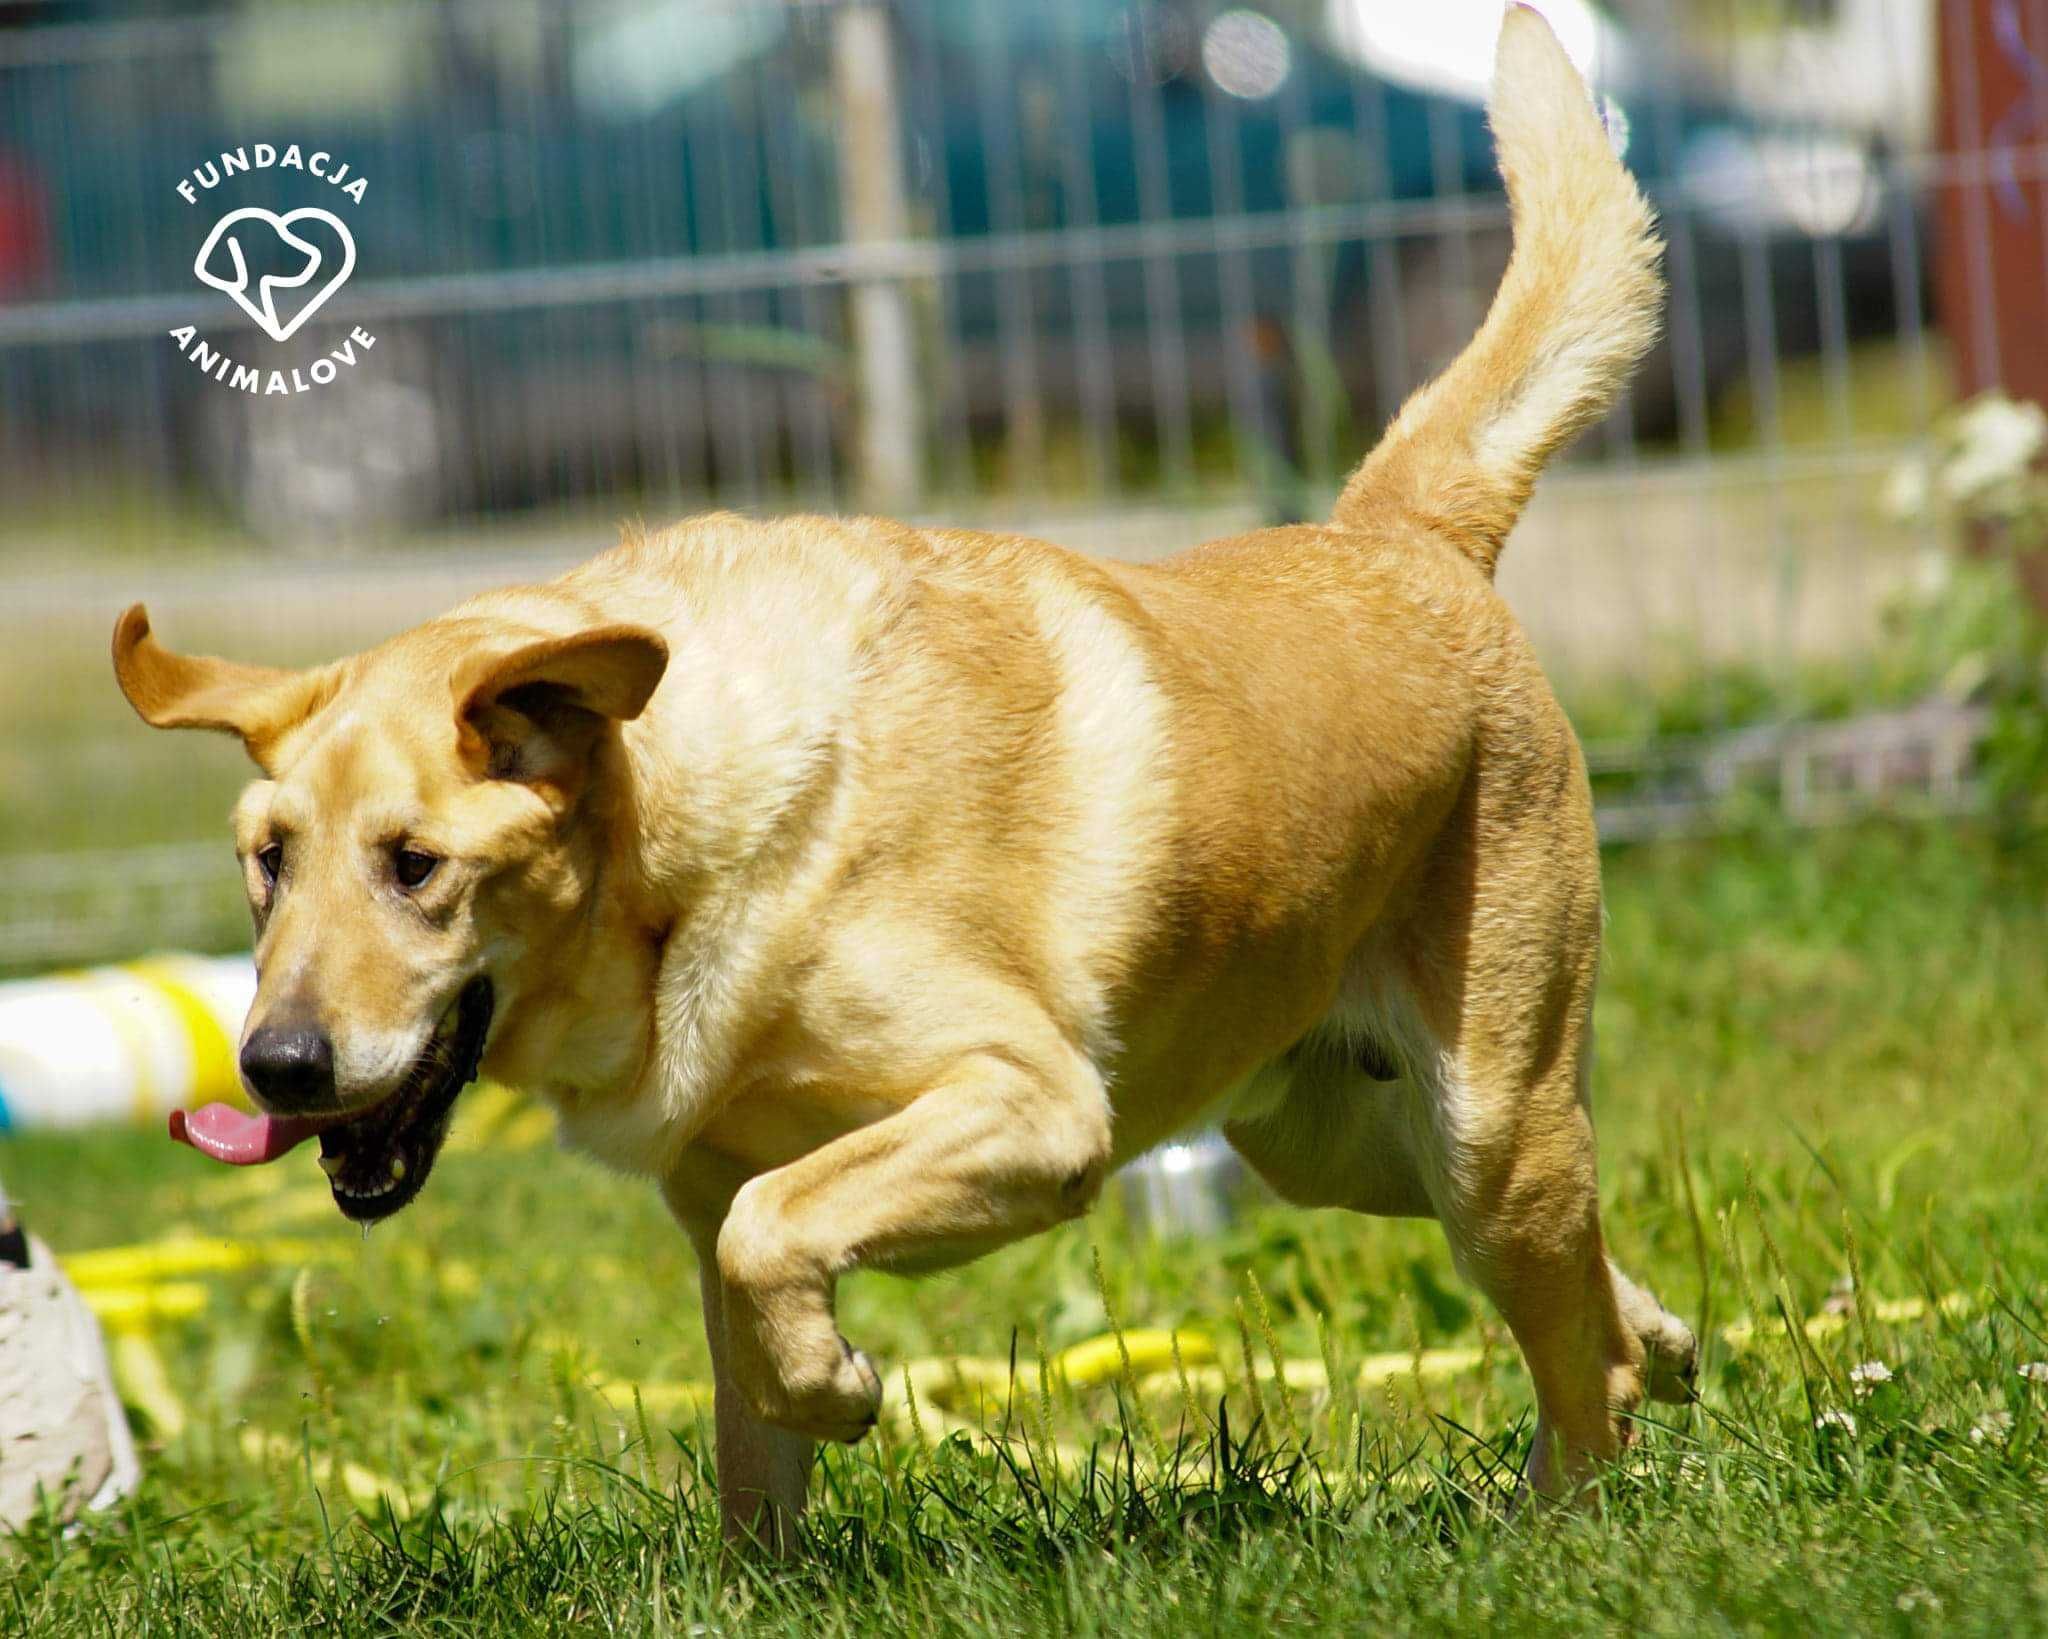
[{"x1": 0, "y1": 954, "x2": 252, "y2": 1131}]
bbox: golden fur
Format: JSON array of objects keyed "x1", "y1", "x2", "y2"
[{"x1": 115, "y1": 11, "x2": 1692, "y2": 1545}]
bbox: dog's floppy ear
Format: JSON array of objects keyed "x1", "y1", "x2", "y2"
[
  {"x1": 453, "y1": 624, "x2": 668, "y2": 800},
  {"x1": 112, "y1": 604, "x2": 329, "y2": 769}
]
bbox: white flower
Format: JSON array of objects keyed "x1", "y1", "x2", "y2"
[
  {"x1": 1849, "y1": 1360, "x2": 1893, "y2": 1393},
  {"x1": 1939, "y1": 394, "x2": 2047, "y2": 507},
  {"x1": 1911, "y1": 545, "x2": 1952, "y2": 600},
  {"x1": 1971, "y1": 1410, "x2": 2014, "y2": 1445},
  {"x1": 2020, "y1": 1361, "x2": 2048, "y2": 1384},
  {"x1": 1882, "y1": 455, "x2": 1931, "y2": 523},
  {"x1": 1814, "y1": 1408, "x2": 1858, "y2": 1435}
]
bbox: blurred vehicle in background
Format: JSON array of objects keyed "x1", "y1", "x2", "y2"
[
  {"x1": 0, "y1": 0, "x2": 1923, "y2": 536},
  {"x1": 1322, "y1": 0, "x2": 1919, "y2": 444}
]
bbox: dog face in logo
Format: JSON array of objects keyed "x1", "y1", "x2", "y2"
[{"x1": 194, "y1": 207, "x2": 356, "y2": 343}]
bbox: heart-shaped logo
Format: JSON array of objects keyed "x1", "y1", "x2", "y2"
[{"x1": 193, "y1": 207, "x2": 357, "y2": 344}]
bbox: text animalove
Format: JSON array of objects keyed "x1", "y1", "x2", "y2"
[{"x1": 167, "y1": 325, "x2": 378, "y2": 395}]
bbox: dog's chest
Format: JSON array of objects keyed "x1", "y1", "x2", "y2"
[
  {"x1": 535, "y1": 959, "x2": 762, "y2": 1178},
  {"x1": 490, "y1": 992, "x2": 682, "y2": 1176},
  {"x1": 549, "y1": 1087, "x2": 684, "y2": 1175}
]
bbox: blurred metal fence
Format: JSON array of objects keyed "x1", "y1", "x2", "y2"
[
  {"x1": 0, "y1": 0, "x2": 2038, "y2": 970},
  {"x1": 0, "y1": 0, "x2": 1955, "y2": 525}
]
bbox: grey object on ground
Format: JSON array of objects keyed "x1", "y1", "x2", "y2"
[
  {"x1": 0, "y1": 1235, "x2": 141, "y2": 1531},
  {"x1": 1121, "y1": 1132, "x2": 1250, "y2": 1239}
]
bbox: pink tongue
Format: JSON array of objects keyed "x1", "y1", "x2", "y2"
[{"x1": 168, "y1": 1103, "x2": 332, "y2": 1166}]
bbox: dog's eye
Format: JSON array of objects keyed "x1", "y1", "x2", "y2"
[
  {"x1": 256, "y1": 843, "x2": 283, "y2": 886},
  {"x1": 393, "y1": 848, "x2": 439, "y2": 890}
]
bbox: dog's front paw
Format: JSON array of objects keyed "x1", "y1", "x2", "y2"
[{"x1": 757, "y1": 1337, "x2": 883, "y2": 1444}]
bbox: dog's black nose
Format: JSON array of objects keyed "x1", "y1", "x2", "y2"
[{"x1": 239, "y1": 1024, "x2": 336, "y2": 1112}]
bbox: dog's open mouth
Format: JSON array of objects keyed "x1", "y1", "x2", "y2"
[{"x1": 168, "y1": 979, "x2": 494, "y2": 1224}]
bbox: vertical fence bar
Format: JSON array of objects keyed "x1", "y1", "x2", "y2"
[
  {"x1": 1199, "y1": 51, "x2": 1270, "y2": 504},
  {"x1": 898, "y1": 10, "x2": 976, "y2": 503},
  {"x1": 761, "y1": 8, "x2": 839, "y2": 508},
  {"x1": 968, "y1": 0, "x2": 1044, "y2": 496},
  {"x1": 1055, "y1": 0, "x2": 1118, "y2": 497},
  {"x1": 832, "y1": 0, "x2": 923, "y2": 511},
  {"x1": 564, "y1": 16, "x2": 616, "y2": 510},
  {"x1": 1423, "y1": 93, "x2": 1479, "y2": 359},
  {"x1": 1812, "y1": 233, "x2": 1855, "y2": 445},
  {"x1": 1349, "y1": 70, "x2": 1411, "y2": 437},
  {"x1": 1124, "y1": 8, "x2": 1195, "y2": 491},
  {"x1": 1277, "y1": 37, "x2": 1338, "y2": 491},
  {"x1": 701, "y1": 56, "x2": 763, "y2": 502}
]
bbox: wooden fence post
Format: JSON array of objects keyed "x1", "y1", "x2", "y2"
[
  {"x1": 1935, "y1": 0, "x2": 2048, "y2": 611},
  {"x1": 832, "y1": 0, "x2": 925, "y2": 511}
]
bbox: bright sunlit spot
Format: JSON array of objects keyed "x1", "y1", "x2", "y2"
[
  {"x1": 1202, "y1": 9, "x2": 1293, "y2": 100},
  {"x1": 1326, "y1": 0, "x2": 1614, "y2": 100}
]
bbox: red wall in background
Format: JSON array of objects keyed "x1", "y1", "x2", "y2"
[{"x1": 1936, "y1": 0, "x2": 2048, "y2": 410}]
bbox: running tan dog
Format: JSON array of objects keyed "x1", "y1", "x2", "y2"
[{"x1": 115, "y1": 9, "x2": 1693, "y2": 1544}]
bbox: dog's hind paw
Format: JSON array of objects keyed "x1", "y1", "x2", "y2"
[
  {"x1": 1641, "y1": 1312, "x2": 1699, "y2": 1404},
  {"x1": 1612, "y1": 1263, "x2": 1698, "y2": 1403}
]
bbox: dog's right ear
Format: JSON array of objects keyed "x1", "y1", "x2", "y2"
[
  {"x1": 452, "y1": 623, "x2": 668, "y2": 806},
  {"x1": 112, "y1": 604, "x2": 329, "y2": 769}
]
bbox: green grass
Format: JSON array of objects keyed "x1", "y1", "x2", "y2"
[{"x1": 4, "y1": 819, "x2": 2048, "y2": 1633}]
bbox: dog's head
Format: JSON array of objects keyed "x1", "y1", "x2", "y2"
[{"x1": 113, "y1": 603, "x2": 666, "y2": 1220}]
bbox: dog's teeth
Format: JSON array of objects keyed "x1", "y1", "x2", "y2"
[
  {"x1": 389, "y1": 1157, "x2": 406, "y2": 1181},
  {"x1": 319, "y1": 1154, "x2": 344, "y2": 1178}
]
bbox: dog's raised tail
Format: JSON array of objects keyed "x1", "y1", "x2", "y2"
[{"x1": 1333, "y1": 6, "x2": 1662, "y2": 575}]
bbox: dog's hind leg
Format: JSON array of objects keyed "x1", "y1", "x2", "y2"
[
  {"x1": 1419, "y1": 1036, "x2": 1652, "y2": 1500},
  {"x1": 1233, "y1": 791, "x2": 1693, "y2": 1497},
  {"x1": 1225, "y1": 1020, "x2": 1697, "y2": 1435},
  {"x1": 1397, "y1": 785, "x2": 1693, "y2": 1500}
]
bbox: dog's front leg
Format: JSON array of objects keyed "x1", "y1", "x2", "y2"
[
  {"x1": 668, "y1": 1184, "x2": 815, "y2": 1554},
  {"x1": 696, "y1": 1251, "x2": 814, "y2": 1552},
  {"x1": 715, "y1": 1045, "x2": 1113, "y2": 1444}
]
